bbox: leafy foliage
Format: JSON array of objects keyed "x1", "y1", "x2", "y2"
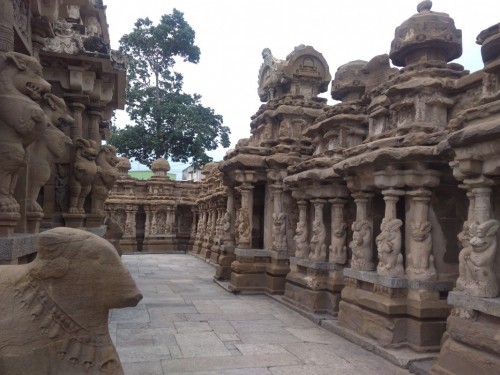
[{"x1": 109, "y1": 9, "x2": 230, "y2": 168}]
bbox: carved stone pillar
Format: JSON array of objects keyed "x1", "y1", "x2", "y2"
[
  {"x1": 294, "y1": 200, "x2": 309, "y2": 258},
  {"x1": 376, "y1": 189, "x2": 405, "y2": 277},
  {"x1": 223, "y1": 188, "x2": 235, "y2": 245},
  {"x1": 309, "y1": 199, "x2": 327, "y2": 261},
  {"x1": 68, "y1": 101, "x2": 86, "y2": 140},
  {"x1": 144, "y1": 207, "x2": 151, "y2": 237},
  {"x1": 190, "y1": 207, "x2": 198, "y2": 237},
  {"x1": 149, "y1": 209, "x2": 158, "y2": 236},
  {"x1": 350, "y1": 192, "x2": 374, "y2": 271},
  {"x1": 88, "y1": 109, "x2": 103, "y2": 144},
  {"x1": 124, "y1": 208, "x2": 137, "y2": 239},
  {"x1": 406, "y1": 188, "x2": 436, "y2": 280},
  {"x1": 237, "y1": 183, "x2": 254, "y2": 249},
  {"x1": 166, "y1": 205, "x2": 175, "y2": 234},
  {"x1": 329, "y1": 198, "x2": 348, "y2": 264},
  {"x1": 271, "y1": 184, "x2": 286, "y2": 252},
  {"x1": 0, "y1": 0, "x2": 14, "y2": 52}
]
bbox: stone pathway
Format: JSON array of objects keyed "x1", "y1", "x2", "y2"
[{"x1": 111, "y1": 254, "x2": 410, "y2": 375}]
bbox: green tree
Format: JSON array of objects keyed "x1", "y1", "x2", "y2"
[{"x1": 109, "y1": 9, "x2": 230, "y2": 168}]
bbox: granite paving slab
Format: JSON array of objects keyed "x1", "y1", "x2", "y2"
[{"x1": 113, "y1": 254, "x2": 410, "y2": 375}]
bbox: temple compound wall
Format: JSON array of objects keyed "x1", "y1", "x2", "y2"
[
  {"x1": 186, "y1": 2, "x2": 500, "y2": 373},
  {"x1": 0, "y1": 0, "x2": 126, "y2": 264},
  {"x1": 0, "y1": 2, "x2": 143, "y2": 374}
]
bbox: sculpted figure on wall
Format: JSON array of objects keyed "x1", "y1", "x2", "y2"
[
  {"x1": 350, "y1": 221, "x2": 374, "y2": 270},
  {"x1": 376, "y1": 218, "x2": 404, "y2": 277},
  {"x1": 455, "y1": 220, "x2": 472, "y2": 290},
  {"x1": 237, "y1": 208, "x2": 251, "y2": 245},
  {"x1": 68, "y1": 138, "x2": 99, "y2": 214},
  {"x1": 407, "y1": 221, "x2": 436, "y2": 279},
  {"x1": 91, "y1": 145, "x2": 119, "y2": 215},
  {"x1": 222, "y1": 211, "x2": 231, "y2": 239},
  {"x1": 26, "y1": 94, "x2": 73, "y2": 214},
  {"x1": 0, "y1": 227, "x2": 142, "y2": 375},
  {"x1": 0, "y1": 52, "x2": 51, "y2": 213},
  {"x1": 456, "y1": 219, "x2": 500, "y2": 297},
  {"x1": 272, "y1": 213, "x2": 287, "y2": 251},
  {"x1": 309, "y1": 204, "x2": 327, "y2": 261},
  {"x1": 293, "y1": 221, "x2": 308, "y2": 258},
  {"x1": 330, "y1": 222, "x2": 347, "y2": 264}
]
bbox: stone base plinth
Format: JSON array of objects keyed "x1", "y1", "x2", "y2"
[
  {"x1": 283, "y1": 257, "x2": 343, "y2": 315},
  {"x1": 337, "y1": 269, "x2": 452, "y2": 352},
  {"x1": 62, "y1": 213, "x2": 85, "y2": 228},
  {"x1": 0, "y1": 212, "x2": 21, "y2": 237},
  {"x1": 85, "y1": 213, "x2": 106, "y2": 228},
  {"x1": 120, "y1": 238, "x2": 137, "y2": 253},
  {"x1": 191, "y1": 238, "x2": 203, "y2": 254},
  {"x1": 209, "y1": 240, "x2": 222, "y2": 264},
  {"x1": 26, "y1": 212, "x2": 43, "y2": 234},
  {"x1": 227, "y1": 248, "x2": 270, "y2": 293},
  {"x1": 143, "y1": 236, "x2": 177, "y2": 253},
  {"x1": 265, "y1": 251, "x2": 290, "y2": 295},
  {"x1": 432, "y1": 292, "x2": 500, "y2": 375},
  {"x1": 0, "y1": 234, "x2": 38, "y2": 264},
  {"x1": 214, "y1": 243, "x2": 235, "y2": 280}
]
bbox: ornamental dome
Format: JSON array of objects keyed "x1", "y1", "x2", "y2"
[
  {"x1": 151, "y1": 158, "x2": 170, "y2": 176},
  {"x1": 389, "y1": 1, "x2": 462, "y2": 67}
]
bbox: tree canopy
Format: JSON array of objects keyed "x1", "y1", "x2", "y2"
[{"x1": 109, "y1": 9, "x2": 230, "y2": 168}]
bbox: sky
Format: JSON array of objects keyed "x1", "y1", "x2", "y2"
[{"x1": 104, "y1": 0, "x2": 499, "y2": 176}]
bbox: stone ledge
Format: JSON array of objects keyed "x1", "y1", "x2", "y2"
[
  {"x1": 344, "y1": 268, "x2": 454, "y2": 291},
  {"x1": 0, "y1": 234, "x2": 38, "y2": 261},
  {"x1": 290, "y1": 257, "x2": 343, "y2": 271},
  {"x1": 320, "y1": 319, "x2": 436, "y2": 369},
  {"x1": 235, "y1": 248, "x2": 270, "y2": 257},
  {"x1": 448, "y1": 291, "x2": 500, "y2": 317}
]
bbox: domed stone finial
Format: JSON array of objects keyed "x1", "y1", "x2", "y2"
[
  {"x1": 417, "y1": 0, "x2": 432, "y2": 13},
  {"x1": 151, "y1": 158, "x2": 170, "y2": 177}
]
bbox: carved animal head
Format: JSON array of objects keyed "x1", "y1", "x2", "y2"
[
  {"x1": 458, "y1": 221, "x2": 472, "y2": 248},
  {"x1": 42, "y1": 93, "x2": 74, "y2": 129},
  {"x1": 469, "y1": 219, "x2": 500, "y2": 252},
  {"x1": 0, "y1": 52, "x2": 51, "y2": 100},
  {"x1": 29, "y1": 227, "x2": 142, "y2": 310},
  {"x1": 98, "y1": 144, "x2": 120, "y2": 167},
  {"x1": 333, "y1": 222, "x2": 347, "y2": 237},
  {"x1": 75, "y1": 138, "x2": 99, "y2": 161},
  {"x1": 411, "y1": 221, "x2": 432, "y2": 241}
]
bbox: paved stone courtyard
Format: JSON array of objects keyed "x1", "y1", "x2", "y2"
[{"x1": 111, "y1": 254, "x2": 410, "y2": 375}]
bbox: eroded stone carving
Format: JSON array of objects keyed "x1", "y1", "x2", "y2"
[
  {"x1": 0, "y1": 52, "x2": 50, "y2": 214},
  {"x1": 294, "y1": 221, "x2": 309, "y2": 258},
  {"x1": 27, "y1": 94, "x2": 73, "y2": 214},
  {"x1": 272, "y1": 212, "x2": 287, "y2": 251},
  {"x1": 457, "y1": 219, "x2": 500, "y2": 297},
  {"x1": 69, "y1": 138, "x2": 99, "y2": 214},
  {"x1": 237, "y1": 208, "x2": 251, "y2": 245},
  {"x1": 407, "y1": 221, "x2": 436, "y2": 279},
  {"x1": 91, "y1": 145, "x2": 119, "y2": 215},
  {"x1": 309, "y1": 201, "x2": 327, "y2": 261},
  {"x1": 330, "y1": 222, "x2": 347, "y2": 264},
  {"x1": 376, "y1": 218, "x2": 404, "y2": 277},
  {"x1": 350, "y1": 221, "x2": 374, "y2": 271},
  {"x1": 0, "y1": 227, "x2": 142, "y2": 375}
]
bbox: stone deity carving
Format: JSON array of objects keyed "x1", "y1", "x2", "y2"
[
  {"x1": 455, "y1": 221, "x2": 473, "y2": 290},
  {"x1": 309, "y1": 216, "x2": 327, "y2": 261},
  {"x1": 0, "y1": 227, "x2": 142, "y2": 375},
  {"x1": 330, "y1": 222, "x2": 347, "y2": 264},
  {"x1": 26, "y1": 94, "x2": 73, "y2": 213},
  {"x1": 0, "y1": 52, "x2": 51, "y2": 213},
  {"x1": 222, "y1": 211, "x2": 231, "y2": 238},
  {"x1": 456, "y1": 219, "x2": 500, "y2": 297},
  {"x1": 44, "y1": 19, "x2": 84, "y2": 54},
  {"x1": 294, "y1": 221, "x2": 309, "y2": 258},
  {"x1": 376, "y1": 218, "x2": 404, "y2": 277},
  {"x1": 350, "y1": 221, "x2": 374, "y2": 270},
  {"x1": 55, "y1": 164, "x2": 69, "y2": 212},
  {"x1": 272, "y1": 212, "x2": 287, "y2": 251},
  {"x1": 68, "y1": 138, "x2": 99, "y2": 214},
  {"x1": 237, "y1": 208, "x2": 251, "y2": 245},
  {"x1": 407, "y1": 221, "x2": 436, "y2": 279},
  {"x1": 91, "y1": 145, "x2": 119, "y2": 215}
]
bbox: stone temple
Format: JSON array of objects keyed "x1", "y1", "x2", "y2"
[{"x1": 1, "y1": 1, "x2": 500, "y2": 374}]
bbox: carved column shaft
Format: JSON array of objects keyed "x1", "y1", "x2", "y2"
[
  {"x1": 125, "y1": 210, "x2": 137, "y2": 238},
  {"x1": 350, "y1": 192, "x2": 374, "y2": 271},
  {"x1": 329, "y1": 198, "x2": 347, "y2": 264},
  {"x1": 0, "y1": 0, "x2": 14, "y2": 52},
  {"x1": 310, "y1": 199, "x2": 327, "y2": 261},
  {"x1": 69, "y1": 102, "x2": 86, "y2": 140},
  {"x1": 473, "y1": 187, "x2": 492, "y2": 223},
  {"x1": 224, "y1": 188, "x2": 235, "y2": 243},
  {"x1": 238, "y1": 183, "x2": 254, "y2": 248},
  {"x1": 88, "y1": 109, "x2": 103, "y2": 144},
  {"x1": 294, "y1": 200, "x2": 309, "y2": 258}
]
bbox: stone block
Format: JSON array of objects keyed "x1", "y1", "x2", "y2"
[
  {"x1": 337, "y1": 300, "x2": 408, "y2": 348},
  {"x1": 0, "y1": 234, "x2": 37, "y2": 262},
  {"x1": 283, "y1": 281, "x2": 339, "y2": 314}
]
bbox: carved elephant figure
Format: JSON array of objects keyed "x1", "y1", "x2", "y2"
[
  {"x1": 91, "y1": 145, "x2": 119, "y2": 215},
  {"x1": 69, "y1": 138, "x2": 100, "y2": 214},
  {"x1": 0, "y1": 52, "x2": 51, "y2": 212},
  {"x1": 26, "y1": 94, "x2": 73, "y2": 213},
  {"x1": 0, "y1": 227, "x2": 142, "y2": 375}
]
